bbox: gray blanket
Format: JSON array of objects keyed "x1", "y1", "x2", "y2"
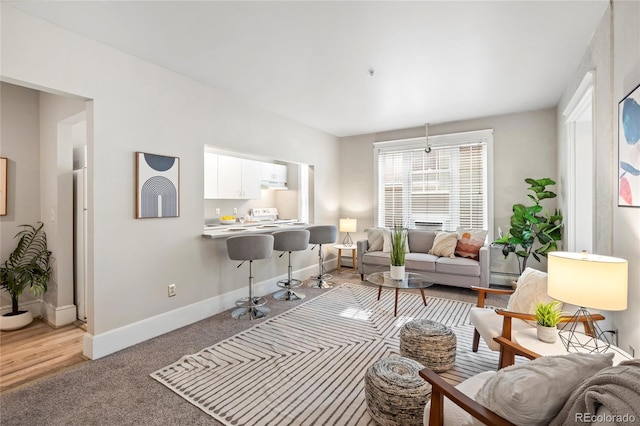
[{"x1": 550, "y1": 359, "x2": 640, "y2": 425}]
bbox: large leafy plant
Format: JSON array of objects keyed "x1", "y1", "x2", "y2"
[
  {"x1": 390, "y1": 225, "x2": 408, "y2": 267},
  {"x1": 0, "y1": 222, "x2": 52, "y2": 316},
  {"x1": 493, "y1": 178, "x2": 563, "y2": 274}
]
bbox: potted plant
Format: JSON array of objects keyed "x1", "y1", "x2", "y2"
[
  {"x1": 0, "y1": 222, "x2": 52, "y2": 331},
  {"x1": 493, "y1": 177, "x2": 563, "y2": 274},
  {"x1": 534, "y1": 300, "x2": 562, "y2": 343},
  {"x1": 390, "y1": 225, "x2": 408, "y2": 280}
]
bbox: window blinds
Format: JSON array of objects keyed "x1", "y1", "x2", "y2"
[{"x1": 377, "y1": 140, "x2": 487, "y2": 231}]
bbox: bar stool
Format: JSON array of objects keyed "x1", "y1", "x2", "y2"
[
  {"x1": 307, "y1": 225, "x2": 338, "y2": 288},
  {"x1": 226, "y1": 234, "x2": 274, "y2": 320},
  {"x1": 272, "y1": 229, "x2": 310, "y2": 301}
]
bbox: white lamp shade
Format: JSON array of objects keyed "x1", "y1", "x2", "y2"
[
  {"x1": 339, "y1": 218, "x2": 357, "y2": 233},
  {"x1": 547, "y1": 252, "x2": 628, "y2": 311}
]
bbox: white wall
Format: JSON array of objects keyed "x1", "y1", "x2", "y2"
[
  {"x1": 558, "y1": 2, "x2": 640, "y2": 355},
  {"x1": 1, "y1": 5, "x2": 340, "y2": 357},
  {"x1": 339, "y1": 108, "x2": 558, "y2": 271},
  {"x1": 0, "y1": 82, "x2": 42, "y2": 313}
]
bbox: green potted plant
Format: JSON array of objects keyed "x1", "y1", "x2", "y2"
[
  {"x1": 390, "y1": 224, "x2": 408, "y2": 280},
  {"x1": 534, "y1": 300, "x2": 562, "y2": 343},
  {"x1": 493, "y1": 177, "x2": 563, "y2": 274},
  {"x1": 0, "y1": 222, "x2": 52, "y2": 331}
]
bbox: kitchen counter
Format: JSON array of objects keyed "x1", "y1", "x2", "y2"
[{"x1": 202, "y1": 222, "x2": 309, "y2": 239}]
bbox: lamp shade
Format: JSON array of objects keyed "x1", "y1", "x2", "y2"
[
  {"x1": 547, "y1": 252, "x2": 628, "y2": 311},
  {"x1": 339, "y1": 218, "x2": 357, "y2": 233}
]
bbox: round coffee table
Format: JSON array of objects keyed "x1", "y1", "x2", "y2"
[{"x1": 366, "y1": 271, "x2": 433, "y2": 316}]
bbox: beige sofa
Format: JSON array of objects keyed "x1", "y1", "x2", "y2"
[{"x1": 357, "y1": 229, "x2": 489, "y2": 288}]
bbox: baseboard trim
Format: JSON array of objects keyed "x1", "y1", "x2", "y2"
[
  {"x1": 85, "y1": 261, "x2": 336, "y2": 360},
  {"x1": 41, "y1": 302, "x2": 77, "y2": 327}
]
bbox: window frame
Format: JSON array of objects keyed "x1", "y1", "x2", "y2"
[{"x1": 373, "y1": 129, "x2": 494, "y2": 240}]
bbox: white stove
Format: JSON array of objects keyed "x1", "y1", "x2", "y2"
[{"x1": 250, "y1": 208, "x2": 296, "y2": 224}]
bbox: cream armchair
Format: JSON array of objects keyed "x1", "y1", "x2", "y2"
[{"x1": 469, "y1": 267, "x2": 603, "y2": 368}]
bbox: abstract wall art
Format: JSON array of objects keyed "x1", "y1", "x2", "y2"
[
  {"x1": 136, "y1": 152, "x2": 180, "y2": 218},
  {"x1": 619, "y1": 83, "x2": 640, "y2": 207}
]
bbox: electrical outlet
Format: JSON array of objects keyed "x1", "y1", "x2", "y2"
[
  {"x1": 215, "y1": 208, "x2": 220, "y2": 215},
  {"x1": 168, "y1": 284, "x2": 176, "y2": 297},
  {"x1": 233, "y1": 207, "x2": 238, "y2": 214},
  {"x1": 630, "y1": 345, "x2": 636, "y2": 357}
]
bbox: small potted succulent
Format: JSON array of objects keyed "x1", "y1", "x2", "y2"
[
  {"x1": 390, "y1": 225, "x2": 408, "y2": 280},
  {"x1": 534, "y1": 300, "x2": 562, "y2": 343}
]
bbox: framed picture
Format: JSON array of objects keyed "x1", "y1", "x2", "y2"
[
  {"x1": 0, "y1": 157, "x2": 7, "y2": 216},
  {"x1": 135, "y1": 152, "x2": 180, "y2": 218},
  {"x1": 618, "y1": 82, "x2": 640, "y2": 207}
]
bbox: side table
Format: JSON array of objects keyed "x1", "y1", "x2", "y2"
[{"x1": 334, "y1": 243, "x2": 357, "y2": 274}]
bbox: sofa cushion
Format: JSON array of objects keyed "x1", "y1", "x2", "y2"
[
  {"x1": 428, "y1": 232, "x2": 458, "y2": 258},
  {"x1": 404, "y1": 253, "x2": 438, "y2": 272},
  {"x1": 470, "y1": 353, "x2": 615, "y2": 426},
  {"x1": 455, "y1": 228, "x2": 488, "y2": 259},
  {"x1": 435, "y1": 257, "x2": 480, "y2": 277},
  {"x1": 362, "y1": 251, "x2": 392, "y2": 267},
  {"x1": 365, "y1": 227, "x2": 385, "y2": 252},
  {"x1": 408, "y1": 230, "x2": 436, "y2": 254},
  {"x1": 382, "y1": 228, "x2": 410, "y2": 253}
]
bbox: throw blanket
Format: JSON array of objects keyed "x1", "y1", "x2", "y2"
[{"x1": 550, "y1": 359, "x2": 640, "y2": 425}]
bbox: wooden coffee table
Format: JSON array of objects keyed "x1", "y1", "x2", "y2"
[{"x1": 366, "y1": 271, "x2": 433, "y2": 316}]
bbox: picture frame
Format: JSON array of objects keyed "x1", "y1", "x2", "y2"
[
  {"x1": 0, "y1": 157, "x2": 7, "y2": 216},
  {"x1": 618, "y1": 82, "x2": 640, "y2": 207},
  {"x1": 135, "y1": 152, "x2": 180, "y2": 218}
]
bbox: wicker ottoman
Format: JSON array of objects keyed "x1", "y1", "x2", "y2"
[
  {"x1": 400, "y1": 319, "x2": 456, "y2": 372},
  {"x1": 364, "y1": 357, "x2": 432, "y2": 426}
]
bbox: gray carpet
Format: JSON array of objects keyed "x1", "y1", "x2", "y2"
[{"x1": 0, "y1": 272, "x2": 509, "y2": 426}]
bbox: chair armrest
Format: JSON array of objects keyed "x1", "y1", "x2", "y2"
[
  {"x1": 478, "y1": 245, "x2": 490, "y2": 287},
  {"x1": 419, "y1": 368, "x2": 515, "y2": 426},
  {"x1": 495, "y1": 309, "x2": 605, "y2": 324},
  {"x1": 493, "y1": 336, "x2": 541, "y2": 361},
  {"x1": 357, "y1": 239, "x2": 369, "y2": 275},
  {"x1": 471, "y1": 286, "x2": 514, "y2": 308}
]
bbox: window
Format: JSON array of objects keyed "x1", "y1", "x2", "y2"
[{"x1": 375, "y1": 130, "x2": 492, "y2": 232}]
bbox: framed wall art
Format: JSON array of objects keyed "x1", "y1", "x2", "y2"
[
  {"x1": 0, "y1": 157, "x2": 7, "y2": 216},
  {"x1": 618, "y1": 82, "x2": 640, "y2": 207},
  {"x1": 135, "y1": 152, "x2": 180, "y2": 218}
]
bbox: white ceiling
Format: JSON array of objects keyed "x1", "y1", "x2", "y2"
[{"x1": 7, "y1": 1, "x2": 608, "y2": 137}]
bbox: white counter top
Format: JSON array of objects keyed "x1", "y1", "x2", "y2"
[{"x1": 202, "y1": 222, "x2": 309, "y2": 239}]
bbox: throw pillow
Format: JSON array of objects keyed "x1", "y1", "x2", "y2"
[
  {"x1": 455, "y1": 227, "x2": 488, "y2": 259},
  {"x1": 467, "y1": 352, "x2": 614, "y2": 426},
  {"x1": 507, "y1": 268, "x2": 560, "y2": 318},
  {"x1": 382, "y1": 228, "x2": 410, "y2": 253},
  {"x1": 365, "y1": 227, "x2": 385, "y2": 252},
  {"x1": 428, "y1": 231, "x2": 458, "y2": 258}
]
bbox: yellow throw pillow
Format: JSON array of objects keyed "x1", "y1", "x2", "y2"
[{"x1": 428, "y1": 231, "x2": 458, "y2": 258}]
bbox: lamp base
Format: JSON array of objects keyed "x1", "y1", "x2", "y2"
[
  {"x1": 342, "y1": 233, "x2": 353, "y2": 247},
  {"x1": 558, "y1": 307, "x2": 610, "y2": 353}
]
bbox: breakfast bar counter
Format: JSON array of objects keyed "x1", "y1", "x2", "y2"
[{"x1": 202, "y1": 222, "x2": 309, "y2": 239}]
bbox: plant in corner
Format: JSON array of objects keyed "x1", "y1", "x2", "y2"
[
  {"x1": 389, "y1": 224, "x2": 408, "y2": 280},
  {"x1": 493, "y1": 177, "x2": 563, "y2": 274},
  {"x1": 0, "y1": 222, "x2": 52, "y2": 331},
  {"x1": 534, "y1": 300, "x2": 562, "y2": 343}
]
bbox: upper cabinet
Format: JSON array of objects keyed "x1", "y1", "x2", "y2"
[
  {"x1": 261, "y1": 162, "x2": 288, "y2": 189},
  {"x1": 213, "y1": 155, "x2": 261, "y2": 200},
  {"x1": 204, "y1": 152, "x2": 218, "y2": 199}
]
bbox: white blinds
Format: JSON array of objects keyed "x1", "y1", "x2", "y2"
[{"x1": 377, "y1": 139, "x2": 487, "y2": 230}]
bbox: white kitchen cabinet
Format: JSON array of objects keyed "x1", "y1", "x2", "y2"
[
  {"x1": 216, "y1": 155, "x2": 261, "y2": 199},
  {"x1": 204, "y1": 152, "x2": 218, "y2": 199},
  {"x1": 261, "y1": 162, "x2": 287, "y2": 185}
]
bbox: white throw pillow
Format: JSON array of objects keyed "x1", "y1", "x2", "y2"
[
  {"x1": 428, "y1": 231, "x2": 458, "y2": 258},
  {"x1": 467, "y1": 353, "x2": 614, "y2": 426},
  {"x1": 365, "y1": 227, "x2": 385, "y2": 252},
  {"x1": 382, "y1": 228, "x2": 410, "y2": 253},
  {"x1": 507, "y1": 267, "x2": 559, "y2": 316}
]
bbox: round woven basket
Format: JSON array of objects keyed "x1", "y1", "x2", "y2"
[
  {"x1": 400, "y1": 319, "x2": 456, "y2": 373},
  {"x1": 364, "y1": 356, "x2": 432, "y2": 426}
]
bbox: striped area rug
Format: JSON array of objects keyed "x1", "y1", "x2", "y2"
[{"x1": 151, "y1": 283, "x2": 503, "y2": 425}]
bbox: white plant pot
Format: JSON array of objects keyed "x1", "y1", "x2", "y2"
[
  {"x1": 390, "y1": 265, "x2": 405, "y2": 280},
  {"x1": 536, "y1": 324, "x2": 557, "y2": 343},
  {"x1": 0, "y1": 310, "x2": 34, "y2": 331}
]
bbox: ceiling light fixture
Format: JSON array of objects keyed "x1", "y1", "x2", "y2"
[
  {"x1": 368, "y1": 68, "x2": 376, "y2": 77},
  {"x1": 424, "y1": 123, "x2": 431, "y2": 153}
]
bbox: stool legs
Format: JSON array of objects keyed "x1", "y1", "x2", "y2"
[
  {"x1": 232, "y1": 260, "x2": 271, "y2": 320},
  {"x1": 309, "y1": 244, "x2": 334, "y2": 288},
  {"x1": 274, "y1": 251, "x2": 305, "y2": 301}
]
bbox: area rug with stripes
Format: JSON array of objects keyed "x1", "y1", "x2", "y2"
[{"x1": 151, "y1": 283, "x2": 502, "y2": 425}]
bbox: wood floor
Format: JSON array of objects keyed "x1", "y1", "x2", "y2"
[{"x1": 0, "y1": 319, "x2": 87, "y2": 394}]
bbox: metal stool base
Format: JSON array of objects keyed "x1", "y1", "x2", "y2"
[
  {"x1": 277, "y1": 278, "x2": 302, "y2": 289},
  {"x1": 235, "y1": 296, "x2": 267, "y2": 308},
  {"x1": 274, "y1": 289, "x2": 305, "y2": 301},
  {"x1": 231, "y1": 306, "x2": 271, "y2": 320},
  {"x1": 308, "y1": 278, "x2": 334, "y2": 289}
]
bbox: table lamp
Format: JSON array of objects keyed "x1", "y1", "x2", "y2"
[
  {"x1": 339, "y1": 218, "x2": 357, "y2": 246},
  {"x1": 547, "y1": 251, "x2": 628, "y2": 353}
]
